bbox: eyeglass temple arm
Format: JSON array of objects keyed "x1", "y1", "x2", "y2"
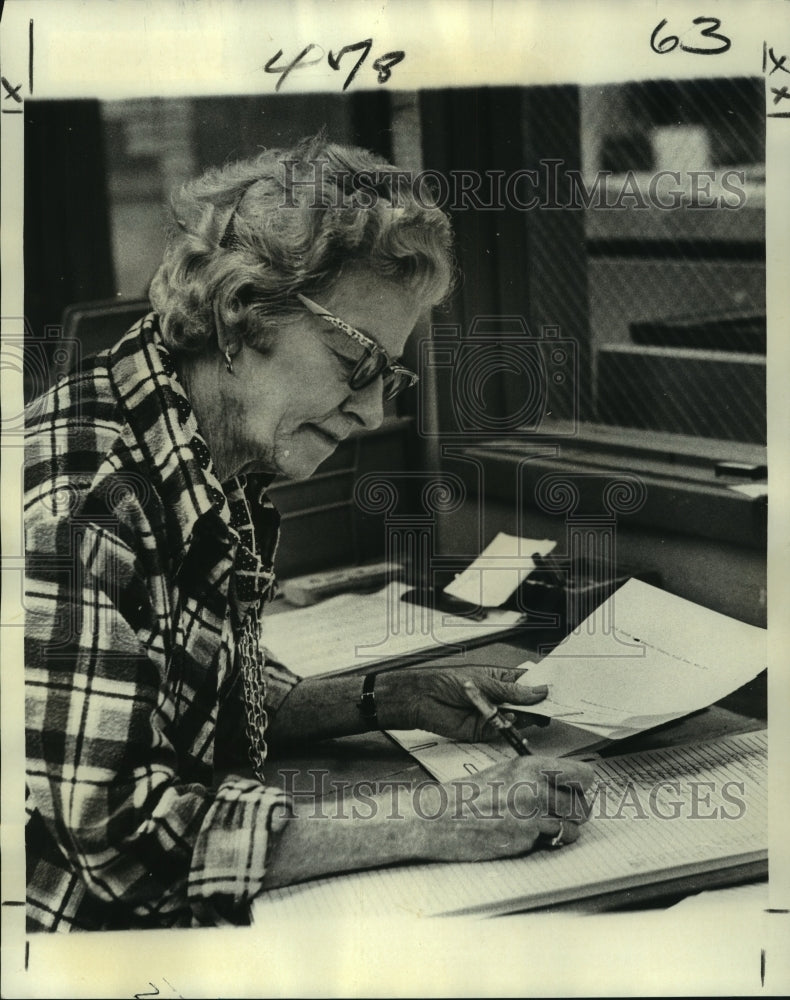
[{"x1": 295, "y1": 292, "x2": 329, "y2": 317}]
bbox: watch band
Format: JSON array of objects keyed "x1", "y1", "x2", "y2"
[{"x1": 358, "y1": 673, "x2": 378, "y2": 727}]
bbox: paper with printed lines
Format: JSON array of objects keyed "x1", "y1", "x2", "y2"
[{"x1": 253, "y1": 730, "x2": 766, "y2": 921}]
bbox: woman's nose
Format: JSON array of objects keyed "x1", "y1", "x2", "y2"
[{"x1": 341, "y1": 378, "x2": 385, "y2": 431}]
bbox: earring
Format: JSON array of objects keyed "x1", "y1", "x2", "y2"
[{"x1": 223, "y1": 347, "x2": 234, "y2": 374}]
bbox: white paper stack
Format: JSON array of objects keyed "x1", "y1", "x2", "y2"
[{"x1": 507, "y1": 578, "x2": 766, "y2": 741}]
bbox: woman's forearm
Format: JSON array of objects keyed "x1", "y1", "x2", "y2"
[
  {"x1": 263, "y1": 665, "x2": 546, "y2": 747},
  {"x1": 261, "y1": 783, "x2": 443, "y2": 889},
  {"x1": 265, "y1": 674, "x2": 378, "y2": 746},
  {"x1": 261, "y1": 754, "x2": 595, "y2": 890}
]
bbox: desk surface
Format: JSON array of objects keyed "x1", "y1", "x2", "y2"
[{"x1": 259, "y1": 635, "x2": 767, "y2": 912}]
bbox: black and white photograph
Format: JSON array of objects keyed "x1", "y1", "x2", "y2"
[{"x1": 1, "y1": 0, "x2": 788, "y2": 995}]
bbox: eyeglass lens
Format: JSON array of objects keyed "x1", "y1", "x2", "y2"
[{"x1": 350, "y1": 354, "x2": 410, "y2": 400}]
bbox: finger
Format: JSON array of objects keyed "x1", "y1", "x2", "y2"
[
  {"x1": 460, "y1": 666, "x2": 531, "y2": 685},
  {"x1": 514, "y1": 757, "x2": 596, "y2": 815},
  {"x1": 553, "y1": 759, "x2": 597, "y2": 790},
  {"x1": 495, "y1": 668, "x2": 531, "y2": 685},
  {"x1": 524, "y1": 755, "x2": 596, "y2": 785},
  {"x1": 479, "y1": 677, "x2": 549, "y2": 706},
  {"x1": 546, "y1": 785, "x2": 592, "y2": 824},
  {"x1": 536, "y1": 815, "x2": 582, "y2": 847}
]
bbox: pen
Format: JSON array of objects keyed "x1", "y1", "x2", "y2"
[{"x1": 463, "y1": 680, "x2": 533, "y2": 756}]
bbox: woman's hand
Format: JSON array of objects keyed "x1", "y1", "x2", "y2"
[
  {"x1": 265, "y1": 664, "x2": 547, "y2": 749},
  {"x1": 375, "y1": 664, "x2": 548, "y2": 741},
  {"x1": 409, "y1": 755, "x2": 594, "y2": 862},
  {"x1": 262, "y1": 755, "x2": 595, "y2": 889}
]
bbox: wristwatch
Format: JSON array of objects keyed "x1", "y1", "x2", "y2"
[{"x1": 357, "y1": 673, "x2": 378, "y2": 727}]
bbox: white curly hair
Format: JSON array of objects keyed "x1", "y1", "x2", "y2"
[{"x1": 149, "y1": 133, "x2": 456, "y2": 355}]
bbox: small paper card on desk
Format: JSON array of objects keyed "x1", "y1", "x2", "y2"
[
  {"x1": 442, "y1": 532, "x2": 557, "y2": 607},
  {"x1": 729, "y1": 482, "x2": 767, "y2": 498}
]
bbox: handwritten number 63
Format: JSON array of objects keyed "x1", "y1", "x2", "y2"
[
  {"x1": 265, "y1": 40, "x2": 405, "y2": 92},
  {"x1": 651, "y1": 17, "x2": 732, "y2": 56}
]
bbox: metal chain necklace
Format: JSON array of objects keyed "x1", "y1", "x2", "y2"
[{"x1": 238, "y1": 602, "x2": 269, "y2": 783}]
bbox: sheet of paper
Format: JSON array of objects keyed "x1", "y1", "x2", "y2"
[
  {"x1": 442, "y1": 532, "x2": 557, "y2": 607},
  {"x1": 508, "y1": 579, "x2": 766, "y2": 737},
  {"x1": 262, "y1": 582, "x2": 523, "y2": 677},
  {"x1": 253, "y1": 731, "x2": 767, "y2": 921},
  {"x1": 388, "y1": 721, "x2": 604, "y2": 782},
  {"x1": 729, "y1": 483, "x2": 768, "y2": 498}
]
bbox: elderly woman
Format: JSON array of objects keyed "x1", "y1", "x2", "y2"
[{"x1": 24, "y1": 136, "x2": 592, "y2": 932}]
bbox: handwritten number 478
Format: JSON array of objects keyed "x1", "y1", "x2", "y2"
[
  {"x1": 265, "y1": 41, "x2": 405, "y2": 92},
  {"x1": 651, "y1": 17, "x2": 732, "y2": 55}
]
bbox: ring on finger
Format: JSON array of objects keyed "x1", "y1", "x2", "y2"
[{"x1": 550, "y1": 819, "x2": 567, "y2": 848}]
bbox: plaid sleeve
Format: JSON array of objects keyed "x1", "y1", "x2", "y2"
[
  {"x1": 262, "y1": 649, "x2": 301, "y2": 711},
  {"x1": 25, "y1": 513, "x2": 288, "y2": 927},
  {"x1": 188, "y1": 777, "x2": 289, "y2": 925}
]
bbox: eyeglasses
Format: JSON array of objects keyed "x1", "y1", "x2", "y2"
[
  {"x1": 296, "y1": 293, "x2": 419, "y2": 401},
  {"x1": 218, "y1": 194, "x2": 419, "y2": 400}
]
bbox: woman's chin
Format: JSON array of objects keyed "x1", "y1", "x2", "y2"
[
  {"x1": 275, "y1": 432, "x2": 340, "y2": 479},
  {"x1": 238, "y1": 447, "x2": 323, "y2": 480},
  {"x1": 273, "y1": 452, "x2": 326, "y2": 481}
]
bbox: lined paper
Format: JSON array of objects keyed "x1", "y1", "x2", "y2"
[
  {"x1": 253, "y1": 731, "x2": 767, "y2": 921},
  {"x1": 261, "y1": 582, "x2": 522, "y2": 677}
]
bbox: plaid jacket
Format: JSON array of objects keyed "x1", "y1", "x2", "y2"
[{"x1": 24, "y1": 314, "x2": 298, "y2": 932}]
